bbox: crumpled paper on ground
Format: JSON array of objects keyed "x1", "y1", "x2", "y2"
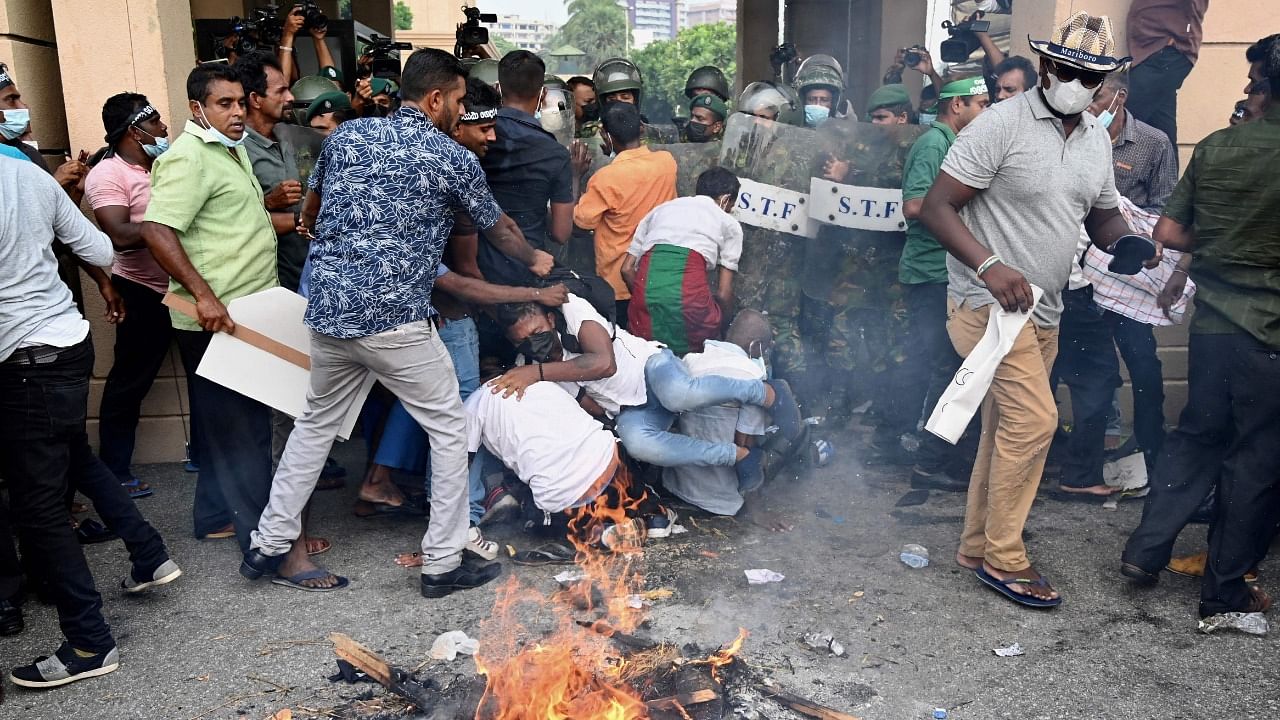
[
  {"x1": 1197, "y1": 612, "x2": 1269, "y2": 636},
  {"x1": 430, "y1": 630, "x2": 480, "y2": 661},
  {"x1": 993, "y1": 642, "x2": 1024, "y2": 657},
  {"x1": 745, "y1": 568, "x2": 785, "y2": 584}
]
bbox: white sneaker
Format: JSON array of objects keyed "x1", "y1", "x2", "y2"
[
  {"x1": 122, "y1": 559, "x2": 183, "y2": 594},
  {"x1": 466, "y1": 526, "x2": 499, "y2": 561}
]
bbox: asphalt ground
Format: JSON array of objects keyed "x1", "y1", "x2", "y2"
[{"x1": 2, "y1": 424, "x2": 1276, "y2": 720}]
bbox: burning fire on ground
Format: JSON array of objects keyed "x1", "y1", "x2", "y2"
[{"x1": 472, "y1": 470, "x2": 747, "y2": 720}]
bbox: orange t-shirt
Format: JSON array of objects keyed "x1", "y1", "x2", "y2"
[{"x1": 573, "y1": 146, "x2": 678, "y2": 300}]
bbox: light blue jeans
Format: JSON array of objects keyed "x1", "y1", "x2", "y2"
[
  {"x1": 615, "y1": 350, "x2": 767, "y2": 468},
  {"x1": 372, "y1": 317, "x2": 484, "y2": 523}
]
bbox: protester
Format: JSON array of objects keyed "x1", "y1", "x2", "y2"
[
  {"x1": 920, "y1": 12, "x2": 1148, "y2": 608},
  {"x1": 621, "y1": 167, "x2": 742, "y2": 354},
  {"x1": 991, "y1": 56, "x2": 1037, "y2": 102},
  {"x1": 0, "y1": 63, "x2": 88, "y2": 190},
  {"x1": 898, "y1": 75, "x2": 990, "y2": 493},
  {"x1": 494, "y1": 293, "x2": 802, "y2": 492},
  {"x1": 1, "y1": 155, "x2": 180, "y2": 688},
  {"x1": 574, "y1": 102, "x2": 678, "y2": 325},
  {"x1": 1125, "y1": 0, "x2": 1209, "y2": 148},
  {"x1": 86, "y1": 94, "x2": 173, "y2": 495},
  {"x1": 865, "y1": 84, "x2": 916, "y2": 125},
  {"x1": 242, "y1": 49, "x2": 552, "y2": 599},
  {"x1": 141, "y1": 62, "x2": 280, "y2": 548}
]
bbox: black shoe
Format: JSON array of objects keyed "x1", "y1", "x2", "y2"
[
  {"x1": 0, "y1": 598, "x2": 23, "y2": 636},
  {"x1": 765, "y1": 379, "x2": 803, "y2": 441},
  {"x1": 321, "y1": 457, "x2": 348, "y2": 479},
  {"x1": 239, "y1": 548, "x2": 286, "y2": 580},
  {"x1": 910, "y1": 467, "x2": 969, "y2": 493},
  {"x1": 1120, "y1": 561, "x2": 1159, "y2": 586},
  {"x1": 75, "y1": 518, "x2": 117, "y2": 545},
  {"x1": 420, "y1": 561, "x2": 502, "y2": 598},
  {"x1": 11, "y1": 643, "x2": 119, "y2": 688}
]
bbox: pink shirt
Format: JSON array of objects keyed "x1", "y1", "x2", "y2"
[{"x1": 85, "y1": 154, "x2": 169, "y2": 294}]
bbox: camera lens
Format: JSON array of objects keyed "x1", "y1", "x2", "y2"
[{"x1": 904, "y1": 50, "x2": 922, "y2": 67}]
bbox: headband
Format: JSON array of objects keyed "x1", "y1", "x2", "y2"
[
  {"x1": 459, "y1": 106, "x2": 498, "y2": 123},
  {"x1": 127, "y1": 104, "x2": 159, "y2": 126},
  {"x1": 938, "y1": 77, "x2": 989, "y2": 99}
]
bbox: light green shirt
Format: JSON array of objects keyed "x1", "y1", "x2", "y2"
[{"x1": 144, "y1": 120, "x2": 278, "y2": 331}]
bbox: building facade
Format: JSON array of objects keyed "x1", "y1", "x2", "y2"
[
  {"x1": 489, "y1": 14, "x2": 557, "y2": 52},
  {"x1": 685, "y1": 0, "x2": 736, "y2": 27},
  {"x1": 622, "y1": 0, "x2": 681, "y2": 43}
]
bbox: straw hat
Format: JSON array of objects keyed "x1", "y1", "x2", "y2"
[{"x1": 1029, "y1": 11, "x2": 1131, "y2": 73}]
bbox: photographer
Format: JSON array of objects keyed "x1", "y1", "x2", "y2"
[
  {"x1": 885, "y1": 46, "x2": 944, "y2": 94},
  {"x1": 276, "y1": 3, "x2": 336, "y2": 84}
]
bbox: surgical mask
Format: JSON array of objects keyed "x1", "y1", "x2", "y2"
[
  {"x1": 804, "y1": 104, "x2": 830, "y2": 127},
  {"x1": 1097, "y1": 93, "x2": 1120, "y2": 129},
  {"x1": 0, "y1": 108, "x2": 30, "y2": 140},
  {"x1": 685, "y1": 120, "x2": 713, "y2": 143},
  {"x1": 918, "y1": 112, "x2": 937, "y2": 125},
  {"x1": 1042, "y1": 75, "x2": 1097, "y2": 116},
  {"x1": 195, "y1": 103, "x2": 244, "y2": 149},
  {"x1": 748, "y1": 341, "x2": 771, "y2": 379},
  {"x1": 134, "y1": 127, "x2": 169, "y2": 158},
  {"x1": 518, "y1": 330, "x2": 560, "y2": 364}
]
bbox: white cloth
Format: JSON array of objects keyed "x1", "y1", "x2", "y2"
[
  {"x1": 1080, "y1": 197, "x2": 1195, "y2": 326},
  {"x1": 559, "y1": 293, "x2": 661, "y2": 416},
  {"x1": 925, "y1": 285, "x2": 1045, "y2": 444},
  {"x1": 662, "y1": 341, "x2": 769, "y2": 515},
  {"x1": 465, "y1": 381, "x2": 617, "y2": 513},
  {"x1": 626, "y1": 195, "x2": 744, "y2": 271},
  {"x1": 18, "y1": 314, "x2": 90, "y2": 349}
]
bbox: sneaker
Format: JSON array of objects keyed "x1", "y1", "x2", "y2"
[
  {"x1": 74, "y1": 518, "x2": 117, "y2": 545},
  {"x1": 122, "y1": 559, "x2": 183, "y2": 594},
  {"x1": 764, "y1": 379, "x2": 802, "y2": 441},
  {"x1": 479, "y1": 486, "x2": 520, "y2": 526},
  {"x1": 599, "y1": 517, "x2": 647, "y2": 553},
  {"x1": 645, "y1": 506, "x2": 679, "y2": 539},
  {"x1": 466, "y1": 525, "x2": 500, "y2": 561},
  {"x1": 184, "y1": 460, "x2": 199, "y2": 473},
  {"x1": 11, "y1": 643, "x2": 119, "y2": 689},
  {"x1": 321, "y1": 457, "x2": 347, "y2": 479},
  {"x1": 0, "y1": 597, "x2": 23, "y2": 637},
  {"x1": 420, "y1": 561, "x2": 502, "y2": 598},
  {"x1": 735, "y1": 448, "x2": 765, "y2": 494}
]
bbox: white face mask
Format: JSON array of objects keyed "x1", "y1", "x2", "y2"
[
  {"x1": 195, "y1": 103, "x2": 244, "y2": 149},
  {"x1": 1043, "y1": 75, "x2": 1097, "y2": 116}
]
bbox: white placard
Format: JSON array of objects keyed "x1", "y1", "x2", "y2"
[
  {"x1": 808, "y1": 178, "x2": 906, "y2": 232},
  {"x1": 195, "y1": 288, "x2": 373, "y2": 440},
  {"x1": 732, "y1": 178, "x2": 818, "y2": 238}
]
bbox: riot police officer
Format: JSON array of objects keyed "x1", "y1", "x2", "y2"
[
  {"x1": 288, "y1": 74, "x2": 344, "y2": 125},
  {"x1": 735, "y1": 81, "x2": 804, "y2": 125},
  {"x1": 793, "y1": 54, "x2": 846, "y2": 127},
  {"x1": 593, "y1": 56, "x2": 644, "y2": 107},
  {"x1": 685, "y1": 65, "x2": 732, "y2": 102}
]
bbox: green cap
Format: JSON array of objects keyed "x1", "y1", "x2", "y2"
[
  {"x1": 306, "y1": 91, "x2": 352, "y2": 123},
  {"x1": 689, "y1": 93, "x2": 728, "y2": 121},
  {"x1": 867, "y1": 83, "x2": 911, "y2": 112},
  {"x1": 319, "y1": 65, "x2": 343, "y2": 84},
  {"x1": 370, "y1": 78, "x2": 399, "y2": 97},
  {"x1": 938, "y1": 76, "x2": 989, "y2": 100}
]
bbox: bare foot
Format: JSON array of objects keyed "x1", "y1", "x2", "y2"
[
  {"x1": 277, "y1": 553, "x2": 343, "y2": 590},
  {"x1": 358, "y1": 464, "x2": 405, "y2": 506},
  {"x1": 956, "y1": 552, "x2": 983, "y2": 570},
  {"x1": 304, "y1": 536, "x2": 331, "y2": 556},
  {"x1": 1057, "y1": 484, "x2": 1115, "y2": 497},
  {"x1": 394, "y1": 551, "x2": 423, "y2": 568},
  {"x1": 983, "y1": 562, "x2": 1059, "y2": 602}
]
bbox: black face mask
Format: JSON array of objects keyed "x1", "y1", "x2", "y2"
[
  {"x1": 581, "y1": 101, "x2": 600, "y2": 123},
  {"x1": 517, "y1": 330, "x2": 560, "y2": 364},
  {"x1": 685, "y1": 120, "x2": 714, "y2": 143}
]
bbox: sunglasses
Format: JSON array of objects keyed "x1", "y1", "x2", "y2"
[{"x1": 1046, "y1": 59, "x2": 1106, "y2": 89}]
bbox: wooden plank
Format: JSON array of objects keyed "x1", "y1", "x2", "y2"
[
  {"x1": 760, "y1": 684, "x2": 861, "y2": 720},
  {"x1": 646, "y1": 689, "x2": 718, "y2": 710},
  {"x1": 329, "y1": 632, "x2": 392, "y2": 686},
  {"x1": 163, "y1": 292, "x2": 311, "y2": 370}
]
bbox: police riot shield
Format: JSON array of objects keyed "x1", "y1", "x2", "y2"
[{"x1": 275, "y1": 123, "x2": 327, "y2": 189}]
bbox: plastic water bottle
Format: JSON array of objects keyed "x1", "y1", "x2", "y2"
[
  {"x1": 932, "y1": 709, "x2": 948, "y2": 720},
  {"x1": 899, "y1": 544, "x2": 930, "y2": 569}
]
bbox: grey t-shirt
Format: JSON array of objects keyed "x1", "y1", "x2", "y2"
[{"x1": 942, "y1": 88, "x2": 1119, "y2": 328}]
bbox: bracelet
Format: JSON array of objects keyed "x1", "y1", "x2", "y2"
[
  {"x1": 538, "y1": 363, "x2": 545, "y2": 381},
  {"x1": 278, "y1": 46, "x2": 295, "y2": 53},
  {"x1": 976, "y1": 255, "x2": 1002, "y2": 277},
  {"x1": 1171, "y1": 268, "x2": 1188, "y2": 276}
]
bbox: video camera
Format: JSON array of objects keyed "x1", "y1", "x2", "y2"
[
  {"x1": 939, "y1": 15, "x2": 991, "y2": 63},
  {"x1": 295, "y1": 0, "x2": 327, "y2": 32},
  {"x1": 456, "y1": 6, "x2": 498, "y2": 54},
  {"x1": 215, "y1": 3, "x2": 327, "y2": 59},
  {"x1": 769, "y1": 43, "x2": 798, "y2": 81},
  {"x1": 363, "y1": 33, "x2": 414, "y2": 80}
]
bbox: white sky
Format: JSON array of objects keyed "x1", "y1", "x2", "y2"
[{"x1": 479, "y1": 0, "x2": 569, "y2": 25}]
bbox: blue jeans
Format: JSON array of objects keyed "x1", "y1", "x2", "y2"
[
  {"x1": 1051, "y1": 286, "x2": 1122, "y2": 488},
  {"x1": 1107, "y1": 311, "x2": 1165, "y2": 464},
  {"x1": 615, "y1": 350, "x2": 767, "y2": 468},
  {"x1": 371, "y1": 317, "x2": 484, "y2": 523}
]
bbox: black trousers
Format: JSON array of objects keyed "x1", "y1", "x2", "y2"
[
  {"x1": 98, "y1": 275, "x2": 178, "y2": 481},
  {"x1": 900, "y1": 282, "x2": 965, "y2": 471},
  {"x1": 1122, "y1": 333, "x2": 1280, "y2": 616},
  {"x1": 0, "y1": 338, "x2": 115, "y2": 652},
  {"x1": 1127, "y1": 46, "x2": 1194, "y2": 151},
  {"x1": 1106, "y1": 310, "x2": 1166, "y2": 466},
  {"x1": 174, "y1": 330, "x2": 273, "y2": 553},
  {"x1": 1051, "y1": 286, "x2": 1122, "y2": 488}
]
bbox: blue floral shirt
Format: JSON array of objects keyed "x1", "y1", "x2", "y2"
[{"x1": 305, "y1": 105, "x2": 501, "y2": 338}]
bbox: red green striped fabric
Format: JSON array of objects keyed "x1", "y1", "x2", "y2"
[{"x1": 628, "y1": 245, "x2": 721, "y2": 355}]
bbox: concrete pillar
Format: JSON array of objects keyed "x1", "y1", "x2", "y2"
[
  {"x1": 736, "y1": 0, "x2": 779, "y2": 94},
  {"x1": 0, "y1": 0, "x2": 70, "y2": 158}
]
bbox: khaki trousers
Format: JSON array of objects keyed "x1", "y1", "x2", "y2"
[{"x1": 946, "y1": 301, "x2": 1059, "y2": 572}]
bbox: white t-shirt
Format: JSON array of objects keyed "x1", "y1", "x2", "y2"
[
  {"x1": 662, "y1": 340, "x2": 769, "y2": 515},
  {"x1": 626, "y1": 195, "x2": 743, "y2": 271},
  {"x1": 465, "y1": 381, "x2": 617, "y2": 513},
  {"x1": 559, "y1": 293, "x2": 661, "y2": 416}
]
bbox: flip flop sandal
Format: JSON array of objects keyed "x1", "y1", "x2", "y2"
[
  {"x1": 975, "y1": 566, "x2": 1062, "y2": 609},
  {"x1": 121, "y1": 478, "x2": 154, "y2": 499},
  {"x1": 271, "y1": 568, "x2": 350, "y2": 592},
  {"x1": 315, "y1": 476, "x2": 345, "y2": 491},
  {"x1": 1050, "y1": 488, "x2": 1114, "y2": 504},
  {"x1": 353, "y1": 500, "x2": 421, "y2": 518},
  {"x1": 306, "y1": 538, "x2": 332, "y2": 556},
  {"x1": 512, "y1": 542, "x2": 576, "y2": 566}
]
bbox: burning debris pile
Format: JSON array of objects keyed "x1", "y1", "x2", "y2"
[{"x1": 303, "y1": 483, "x2": 861, "y2": 720}]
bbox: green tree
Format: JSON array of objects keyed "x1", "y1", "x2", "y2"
[
  {"x1": 543, "y1": 0, "x2": 630, "y2": 72},
  {"x1": 338, "y1": 0, "x2": 351, "y2": 19},
  {"x1": 632, "y1": 22, "x2": 737, "y2": 125},
  {"x1": 393, "y1": 1, "x2": 413, "y2": 31},
  {"x1": 491, "y1": 34, "x2": 520, "y2": 57}
]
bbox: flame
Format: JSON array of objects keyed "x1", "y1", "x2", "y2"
[{"x1": 701, "y1": 628, "x2": 749, "y2": 682}]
